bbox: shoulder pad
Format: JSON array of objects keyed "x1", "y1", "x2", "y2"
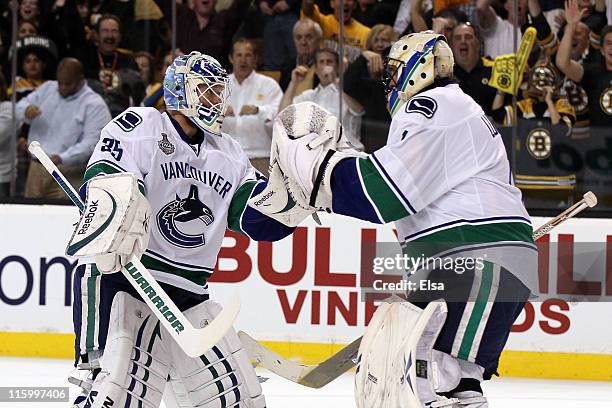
[{"x1": 405, "y1": 95, "x2": 438, "y2": 118}]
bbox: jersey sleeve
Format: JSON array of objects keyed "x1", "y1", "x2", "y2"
[
  {"x1": 225, "y1": 141, "x2": 295, "y2": 241},
  {"x1": 79, "y1": 108, "x2": 156, "y2": 199},
  {"x1": 331, "y1": 106, "x2": 492, "y2": 223}
]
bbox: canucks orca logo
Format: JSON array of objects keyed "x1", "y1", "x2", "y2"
[{"x1": 157, "y1": 185, "x2": 214, "y2": 248}]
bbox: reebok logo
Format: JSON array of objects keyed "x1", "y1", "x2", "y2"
[
  {"x1": 254, "y1": 190, "x2": 274, "y2": 206},
  {"x1": 78, "y1": 200, "x2": 99, "y2": 235}
]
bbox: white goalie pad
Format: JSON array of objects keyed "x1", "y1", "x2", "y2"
[
  {"x1": 355, "y1": 300, "x2": 457, "y2": 408},
  {"x1": 248, "y1": 102, "x2": 364, "y2": 221},
  {"x1": 66, "y1": 173, "x2": 151, "y2": 273},
  {"x1": 163, "y1": 299, "x2": 265, "y2": 408},
  {"x1": 82, "y1": 292, "x2": 171, "y2": 408}
]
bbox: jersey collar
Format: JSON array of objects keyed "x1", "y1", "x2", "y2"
[{"x1": 165, "y1": 111, "x2": 205, "y2": 154}]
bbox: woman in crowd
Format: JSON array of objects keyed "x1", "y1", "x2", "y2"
[
  {"x1": 10, "y1": 49, "x2": 46, "y2": 101},
  {"x1": 135, "y1": 51, "x2": 164, "y2": 111}
]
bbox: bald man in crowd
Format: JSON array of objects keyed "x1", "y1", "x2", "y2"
[{"x1": 16, "y1": 58, "x2": 111, "y2": 199}]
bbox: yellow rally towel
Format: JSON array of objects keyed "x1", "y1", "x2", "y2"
[
  {"x1": 489, "y1": 27, "x2": 537, "y2": 95},
  {"x1": 135, "y1": 0, "x2": 164, "y2": 21}
]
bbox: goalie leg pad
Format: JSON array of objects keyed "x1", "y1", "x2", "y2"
[
  {"x1": 82, "y1": 292, "x2": 171, "y2": 408},
  {"x1": 163, "y1": 299, "x2": 265, "y2": 408},
  {"x1": 355, "y1": 300, "x2": 456, "y2": 408}
]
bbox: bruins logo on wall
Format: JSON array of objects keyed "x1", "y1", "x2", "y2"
[
  {"x1": 527, "y1": 128, "x2": 552, "y2": 160},
  {"x1": 600, "y1": 87, "x2": 612, "y2": 116}
]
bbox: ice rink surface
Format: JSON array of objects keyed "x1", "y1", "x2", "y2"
[{"x1": 0, "y1": 357, "x2": 610, "y2": 407}]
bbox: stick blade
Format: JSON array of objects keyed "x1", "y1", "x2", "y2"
[
  {"x1": 298, "y1": 336, "x2": 362, "y2": 388},
  {"x1": 238, "y1": 331, "x2": 363, "y2": 389},
  {"x1": 238, "y1": 331, "x2": 310, "y2": 382},
  {"x1": 181, "y1": 292, "x2": 241, "y2": 357}
]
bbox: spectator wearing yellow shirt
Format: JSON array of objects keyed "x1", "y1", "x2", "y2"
[{"x1": 302, "y1": 0, "x2": 370, "y2": 62}]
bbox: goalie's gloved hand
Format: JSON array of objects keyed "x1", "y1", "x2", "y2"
[
  {"x1": 273, "y1": 102, "x2": 365, "y2": 211},
  {"x1": 66, "y1": 173, "x2": 151, "y2": 274}
]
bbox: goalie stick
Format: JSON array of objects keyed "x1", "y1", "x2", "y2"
[
  {"x1": 28, "y1": 141, "x2": 240, "y2": 358},
  {"x1": 239, "y1": 191, "x2": 598, "y2": 388}
]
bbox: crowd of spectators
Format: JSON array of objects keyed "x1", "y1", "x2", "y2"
[{"x1": 0, "y1": 0, "x2": 610, "y2": 201}]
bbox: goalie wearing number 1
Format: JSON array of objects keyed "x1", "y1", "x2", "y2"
[
  {"x1": 250, "y1": 31, "x2": 537, "y2": 407},
  {"x1": 68, "y1": 52, "x2": 299, "y2": 408}
]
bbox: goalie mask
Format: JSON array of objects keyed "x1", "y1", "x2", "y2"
[
  {"x1": 163, "y1": 51, "x2": 230, "y2": 135},
  {"x1": 382, "y1": 31, "x2": 454, "y2": 116}
]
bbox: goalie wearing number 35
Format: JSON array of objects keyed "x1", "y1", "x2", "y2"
[
  {"x1": 250, "y1": 32, "x2": 537, "y2": 407},
  {"x1": 67, "y1": 52, "x2": 298, "y2": 407}
]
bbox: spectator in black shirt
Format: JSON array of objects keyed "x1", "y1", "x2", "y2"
[
  {"x1": 353, "y1": 0, "x2": 397, "y2": 27},
  {"x1": 174, "y1": 0, "x2": 252, "y2": 67},
  {"x1": 39, "y1": 0, "x2": 87, "y2": 58},
  {"x1": 76, "y1": 14, "x2": 142, "y2": 115},
  {"x1": 343, "y1": 24, "x2": 396, "y2": 152},
  {"x1": 77, "y1": 14, "x2": 138, "y2": 87},
  {"x1": 556, "y1": 1, "x2": 612, "y2": 128},
  {"x1": 259, "y1": 0, "x2": 301, "y2": 70},
  {"x1": 451, "y1": 23, "x2": 501, "y2": 117}
]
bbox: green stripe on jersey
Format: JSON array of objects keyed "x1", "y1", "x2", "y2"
[
  {"x1": 227, "y1": 180, "x2": 257, "y2": 234},
  {"x1": 403, "y1": 222, "x2": 533, "y2": 258},
  {"x1": 140, "y1": 254, "x2": 212, "y2": 286},
  {"x1": 83, "y1": 161, "x2": 146, "y2": 195},
  {"x1": 413, "y1": 222, "x2": 533, "y2": 244},
  {"x1": 358, "y1": 157, "x2": 409, "y2": 222}
]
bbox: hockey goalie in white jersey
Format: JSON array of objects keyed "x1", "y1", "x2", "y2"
[
  {"x1": 68, "y1": 52, "x2": 305, "y2": 407},
  {"x1": 249, "y1": 32, "x2": 537, "y2": 407}
]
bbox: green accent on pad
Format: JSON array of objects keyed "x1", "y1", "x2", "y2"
[
  {"x1": 458, "y1": 262, "x2": 494, "y2": 360},
  {"x1": 83, "y1": 161, "x2": 146, "y2": 195},
  {"x1": 359, "y1": 157, "x2": 409, "y2": 222},
  {"x1": 200, "y1": 354, "x2": 227, "y2": 407},
  {"x1": 227, "y1": 180, "x2": 257, "y2": 234},
  {"x1": 85, "y1": 265, "x2": 101, "y2": 352},
  {"x1": 140, "y1": 254, "x2": 211, "y2": 286},
  {"x1": 66, "y1": 191, "x2": 118, "y2": 256},
  {"x1": 141, "y1": 321, "x2": 162, "y2": 399}
]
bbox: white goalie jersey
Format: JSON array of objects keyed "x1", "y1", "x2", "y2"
[
  {"x1": 81, "y1": 107, "x2": 258, "y2": 293},
  {"x1": 331, "y1": 83, "x2": 538, "y2": 293},
  {"x1": 380, "y1": 84, "x2": 537, "y2": 291}
]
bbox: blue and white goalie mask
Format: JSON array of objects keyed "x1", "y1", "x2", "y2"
[{"x1": 164, "y1": 52, "x2": 230, "y2": 135}]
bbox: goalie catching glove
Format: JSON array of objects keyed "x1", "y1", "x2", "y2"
[
  {"x1": 248, "y1": 102, "x2": 364, "y2": 225},
  {"x1": 66, "y1": 173, "x2": 151, "y2": 274}
]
